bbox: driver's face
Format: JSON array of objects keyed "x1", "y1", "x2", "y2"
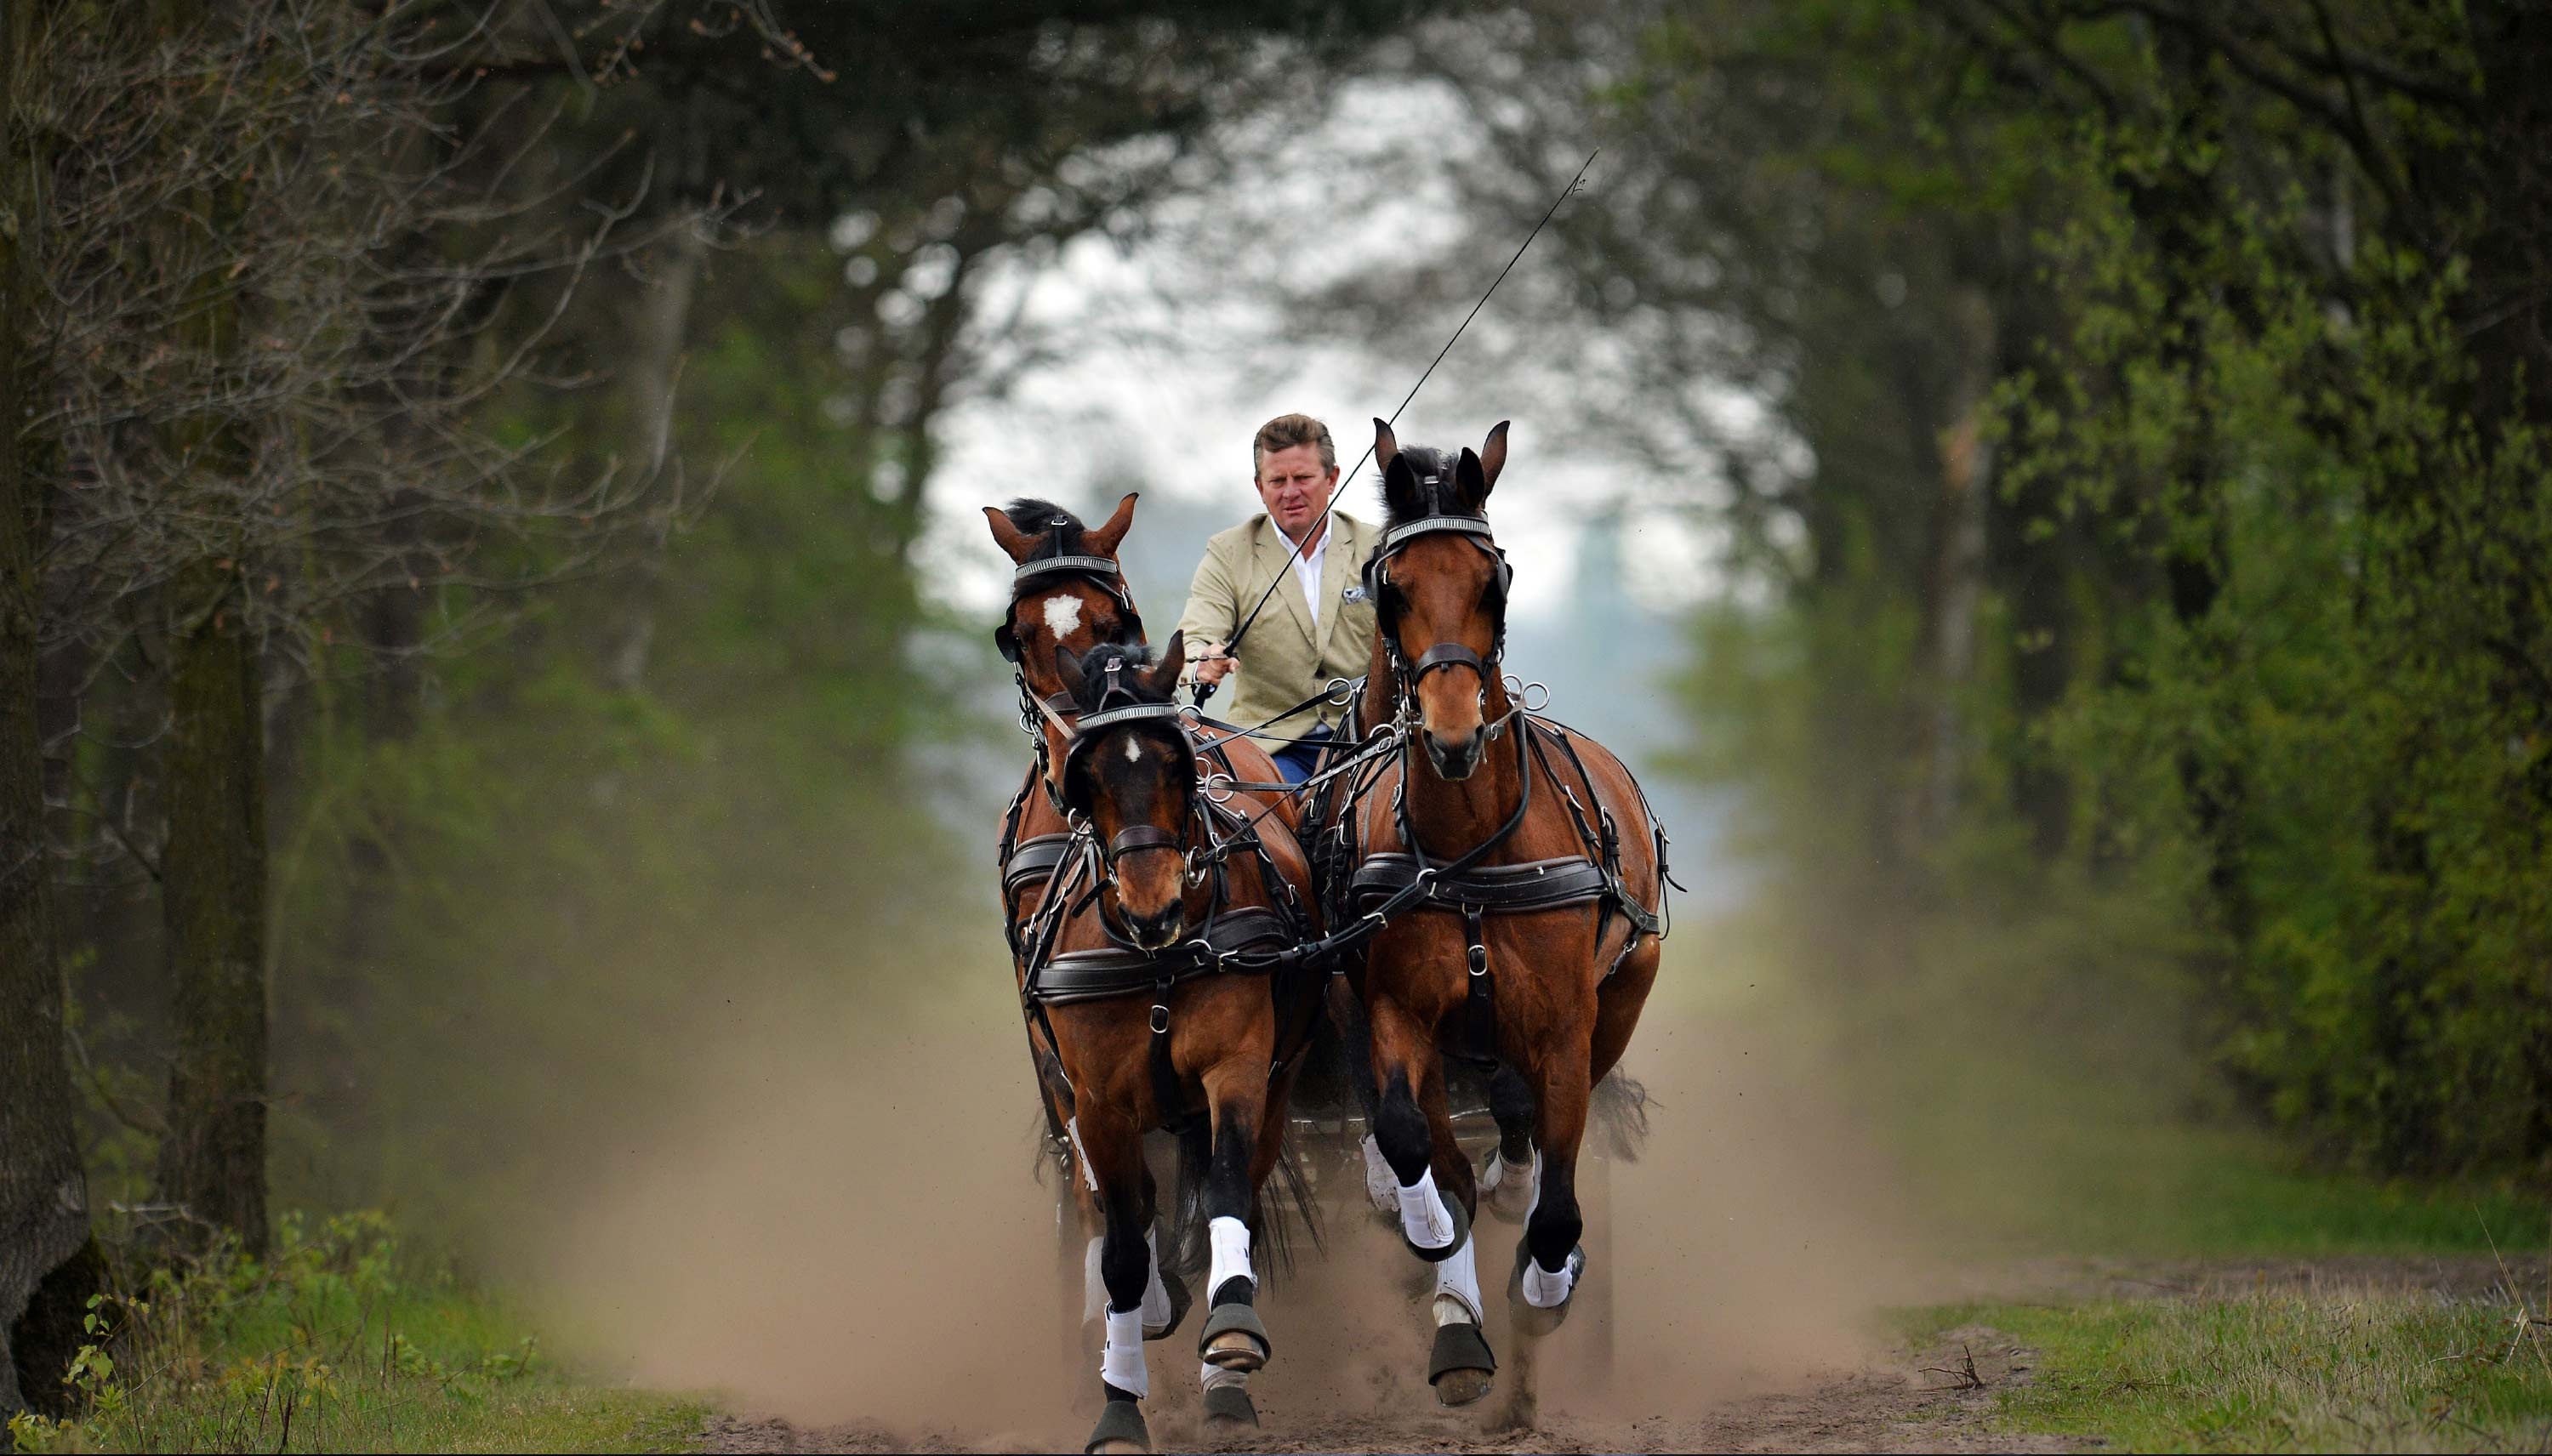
[{"x1": 1255, "y1": 442, "x2": 1338, "y2": 545}]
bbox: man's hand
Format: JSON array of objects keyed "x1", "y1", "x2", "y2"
[{"x1": 1192, "y1": 640, "x2": 1239, "y2": 688}]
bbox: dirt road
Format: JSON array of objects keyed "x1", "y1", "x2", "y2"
[{"x1": 694, "y1": 1324, "x2": 2093, "y2": 1454}]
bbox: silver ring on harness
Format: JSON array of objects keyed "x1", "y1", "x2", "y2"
[{"x1": 1149, "y1": 1003, "x2": 1170, "y2": 1034}]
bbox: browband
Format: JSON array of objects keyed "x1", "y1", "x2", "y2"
[
  {"x1": 1072, "y1": 701, "x2": 1185, "y2": 736},
  {"x1": 1014, "y1": 555, "x2": 1124, "y2": 583},
  {"x1": 1381, "y1": 516, "x2": 1496, "y2": 551}
]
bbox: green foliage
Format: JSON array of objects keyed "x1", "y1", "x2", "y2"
[
  {"x1": 1911, "y1": 1281, "x2": 2552, "y2": 1452},
  {"x1": 5, "y1": 1212, "x2": 701, "y2": 1454},
  {"x1": 1648, "y1": 0, "x2": 2552, "y2": 1180}
]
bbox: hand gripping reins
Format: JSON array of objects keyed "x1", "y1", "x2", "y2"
[{"x1": 1192, "y1": 147, "x2": 1600, "y2": 708}]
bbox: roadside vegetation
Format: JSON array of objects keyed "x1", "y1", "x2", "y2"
[{"x1": 5, "y1": 1213, "x2": 698, "y2": 1455}]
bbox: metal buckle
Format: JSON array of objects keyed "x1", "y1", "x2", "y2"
[
  {"x1": 1148, "y1": 1004, "x2": 1170, "y2": 1033},
  {"x1": 1468, "y1": 943, "x2": 1489, "y2": 975}
]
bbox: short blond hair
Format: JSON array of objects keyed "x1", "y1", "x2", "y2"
[{"x1": 1252, "y1": 412, "x2": 1336, "y2": 478}]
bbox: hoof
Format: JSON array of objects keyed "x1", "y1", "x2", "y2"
[
  {"x1": 1428, "y1": 1319, "x2": 1496, "y2": 1407},
  {"x1": 1201, "y1": 1383, "x2": 1259, "y2": 1428},
  {"x1": 1403, "y1": 1187, "x2": 1472, "y2": 1265},
  {"x1": 1508, "y1": 1240, "x2": 1586, "y2": 1335},
  {"x1": 1199, "y1": 1300, "x2": 1270, "y2": 1372},
  {"x1": 1479, "y1": 1149, "x2": 1537, "y2": 1225},
  {"x1": 1142, "y1": 1265, "x2": 1189, "y2": 1342},
  {"x1": 1085, "y1": 1397, "x2": 1149, "y2": 1454}
]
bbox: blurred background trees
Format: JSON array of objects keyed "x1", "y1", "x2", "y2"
[{"x1": 5, "y1": 0, "x2": 2548, "y2": 1417}]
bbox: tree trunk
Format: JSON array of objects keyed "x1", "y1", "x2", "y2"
[
  {"x1": 601, "y1": 224, "x2": 705, "y2": 693},
  {"x1": 154, "y1": 571, "x2": 270, "y2": 1258},
  {"x1": 0, "y1": 0, "x2": 104, "y2": 1415}
]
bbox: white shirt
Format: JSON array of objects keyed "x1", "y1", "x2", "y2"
[{"x1": 1287, "y1": 521, "x2": 1328, "y2": 629}]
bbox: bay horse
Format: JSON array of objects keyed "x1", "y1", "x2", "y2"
[
  {"x1": 1313, "y1": 418, "x2": 1672, "y2": 1404},
  {"x1": 983, "y1": 500, "x2": 1321, "y2": 1453}
]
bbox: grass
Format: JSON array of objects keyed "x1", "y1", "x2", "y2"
[
  {"x1": 1908, "y1": 1280, "x2": 2552, "y2": 1453},
  {"x1": 7, "y1": 1211, "x2": 704, "y2": 1455}
]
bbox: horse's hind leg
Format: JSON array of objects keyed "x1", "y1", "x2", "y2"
[
  {"x1": 1194, "y1": 1071, "x2": 1273, "y2": 1429},
  {"x1": 1326, "y1": 978, "x2": 1398, "y2": 1216},
  {"x1": 1074, "y1": 1109, "x2": 1156, "y2": 1455},
  {"x1": 1480, "y1": 1063, "x2": 1540, "y2": 1223},
  {"x1": 1368, "y1": 995, "x2": 1496, "y2": 1406}
]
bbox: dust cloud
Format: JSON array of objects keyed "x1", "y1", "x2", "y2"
[{"x1": 517, "y1": 935, "x2": 1934, "y2": 1448}]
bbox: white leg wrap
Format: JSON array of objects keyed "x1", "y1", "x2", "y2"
[
  {"x1": 1082, "y1": 1236, "x2": 1106, "y2": 1323},
  {"x1": 1519, "y1": 1250, "x2": 1576, "y2": 1309},
  {"x1": 1431, "y1": 1234, "x2": 1483, "y2": 1325},
  {"x1": 1396, "y1": 1167, "x2": 1455, "y2": 1251},
  {"x1": 1199, "y1": 1362, "x2": 1248, "y2": 1391},
  {"x1": 1141, "y1": 1227, "x2": 1172, "y2": 1328},
  {"x1": 1360, "y1": 1133, "x2": 1398, "y2": 1214},
  {"x1": 1207, "y1": 1215, "x2": 1254, "y2": 1295},
  {"x1": 1102, "y1": 1305, "x2": 1148, "y2": 1398}
]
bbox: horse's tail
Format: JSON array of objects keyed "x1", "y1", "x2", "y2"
[
  {"x1": 1590, "y1": 1066, "x2": 1654, "y2": 1162},
  {"x1": 1165, "y1": 1111, "x2": 1324, "y2": 1290}
]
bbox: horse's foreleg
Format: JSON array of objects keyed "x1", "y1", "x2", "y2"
[
  {"x1": 1074, "y1": 1109, "x2": 1155, "y2": 1455},
  {"x1": 1512, "y1": 1031, "x2": 1592, "y2": 1332},
  {"x1": 1195, "y1": 1070, "x2": 1273, "y2": 1427},
  {"x1": 1369, "y1": 995, "x2": 1497, "y2": 1405}
]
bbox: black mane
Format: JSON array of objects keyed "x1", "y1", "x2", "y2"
[
  {"x1": 1374, "y1": 446, "x2": 1471, "y2": 528},
  {"x1": 1003, "y1": 497, "x2": 1085, "y2": 559}
]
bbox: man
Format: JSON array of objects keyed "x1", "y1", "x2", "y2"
[{"x1": 1180, "y1": 412, "x2": 1380, "y2": 784}]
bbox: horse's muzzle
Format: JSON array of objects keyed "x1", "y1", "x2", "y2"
[
  {"x1": 1124, "y1": 901, "x2": 1186, "y2": 952},
  {"x1": 1424, "y1": 725, "x2": 1486, "y2": 782}
]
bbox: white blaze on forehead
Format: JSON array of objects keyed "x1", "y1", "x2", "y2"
[
  {"x1": 1040, "y1": 593, "x2": 1083, "y2": 640},
  {"x1": 1124, "y1": 737, "x2": 1143, "y2": 765}
]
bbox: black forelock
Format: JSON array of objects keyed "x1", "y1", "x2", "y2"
[
  {"x1": 1374, "y1": 445, "x2": 1473, "y2": 528},
  {"x1": 1061, "y1": 640, "x2": 1165, "y2": 712},
  {"x1": 1003, "y1": 498, "x2": 1085, "y2": 559}
]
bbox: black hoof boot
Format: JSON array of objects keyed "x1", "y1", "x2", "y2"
[
  {"x1": 1508, "y1": 1239, "x2": 1586, "y2": 1336},
  {"x1": 1199, "y1": 1297, "x2": 1271, "y2": 1371},
  {"x1": 1402, "y1": 1187, "x2": 1472, "y2": 1264},
  {"x1": 1201, "y1": 1383, "x2": 1259, "y2": 1428},
  {"x1": 1428, "y1": 1319, "x2": 1497, "y2": 1407},
  {"x1": 1085, "y1": 1397, "x2": 1149, "y2": 1454}
]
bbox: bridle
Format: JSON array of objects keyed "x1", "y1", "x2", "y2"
[{"x1": 1363, "y1": 473, "x2": 1515, "y2": 725}]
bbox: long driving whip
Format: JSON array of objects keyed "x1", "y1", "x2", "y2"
[{"x1": 1193, "y1": 147, "x2": 1598, "y2": 707}]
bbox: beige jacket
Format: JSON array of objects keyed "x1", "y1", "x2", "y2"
[{"x1": 1178, "y1": 512, "x2": 1381, "y2": 733}]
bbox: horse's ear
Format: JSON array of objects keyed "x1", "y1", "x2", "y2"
[
  {"x1": 1052, "y1": 643, "x2": 1086, "y2": 702},
  {"x1": 1456, "y1": 447, "x2": 1489, "y2": 509},
  {"x1": 1083, "y1": 492, "x2": 1139, "y2": 556},
  {"x1": 1373, "y1": 418, "x2": 1399, "y2": 475},
  {"x1": 1145, "y1": 630, "x2": 1187, "y2": 696},
  {"x1": 1479, "y1": 420, "x2": 1509, "y2": 493},
  {"x1": 984, "y1": 506, "x2": 1037, "y2": 564},
  {"x1": 1378, "y1": 450, "x2": 1417, "y2": 520}
]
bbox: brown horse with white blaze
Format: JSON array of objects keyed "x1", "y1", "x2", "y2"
[
  {"x1": 983, "y1": 499, "x2": 1322, "y2": 1454},
  {"x1": 1324, "y1": 418, "x2": 1672, "y2": 1404}
]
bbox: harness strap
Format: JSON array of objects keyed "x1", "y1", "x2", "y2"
[
  {"x1": 1461, "y1": 901, "x2": 1496, "y2": 1065},
  {"x1": 1409, "y1": 641, "x2": 1488, "y2": 680},
  {"x1": 1108, "y1": 824, "x2": 1182, "y2": 861}
]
